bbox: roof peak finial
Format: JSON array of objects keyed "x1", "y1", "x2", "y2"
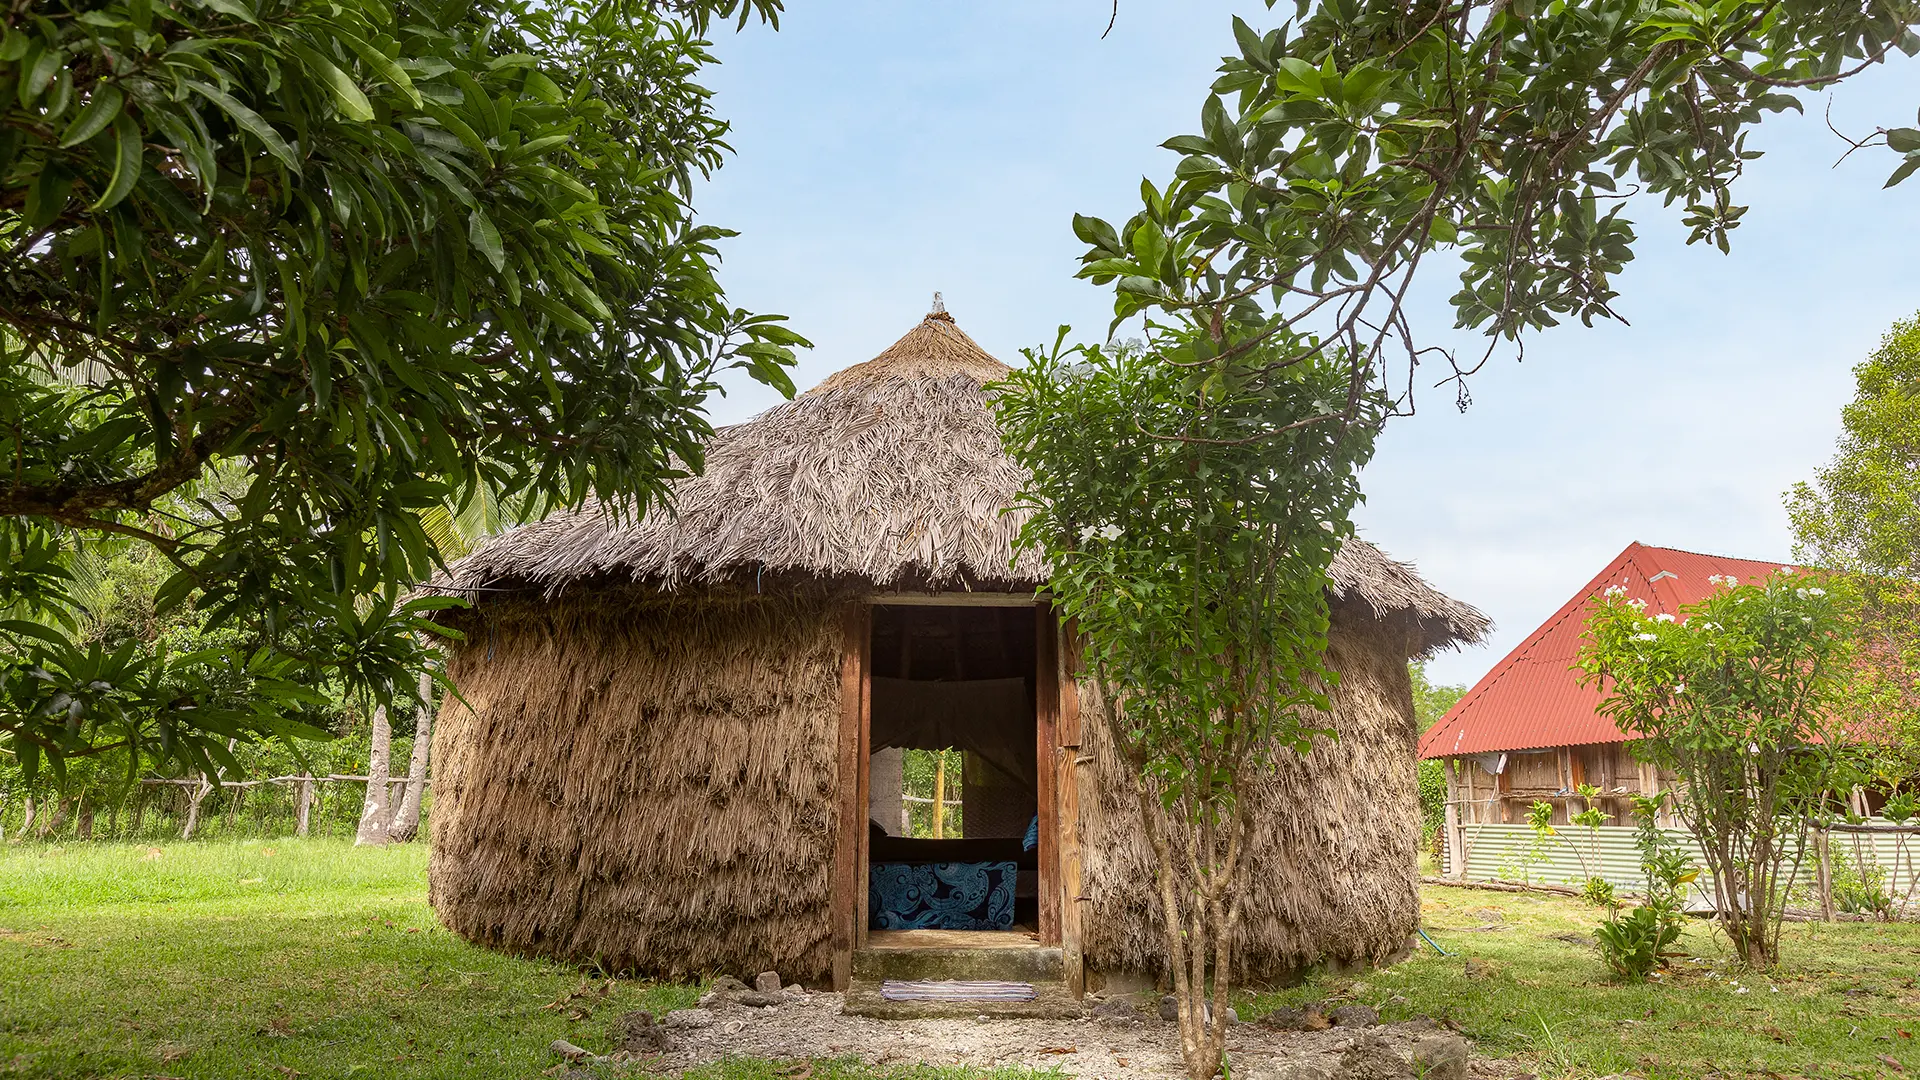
[{"x1": 927, "y1": 292, "x2": 952, "y2": 322}]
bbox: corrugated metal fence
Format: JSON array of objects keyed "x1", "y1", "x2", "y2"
[{"x1": 1442, "y1": 820, "x2": 1920, "y2": 910}]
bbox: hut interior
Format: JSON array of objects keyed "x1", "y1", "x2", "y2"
[{"x1": 864, "y1": 602, "x2": 1044, "y2": 941}]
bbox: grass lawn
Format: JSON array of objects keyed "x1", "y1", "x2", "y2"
[
  {"x1": 0, "y1": 839, "x2": 710, "y2": 1080},
  {"x1": 1249, "y1": 883, "x2": 1920, "y2": 1079},
  {"x1": 6, "y1": 841, "x2": 1920, "y2": 1079}
]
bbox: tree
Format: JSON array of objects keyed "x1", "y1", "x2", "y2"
[
  {"x1": 0, "y1": 0, "x2": 803, "y2": 786},
  {"x1": 1579, "y1": 571, "x2": 1855, "y2": 967},
  {"x1": 996, "y1": 330, "x2": 1381, "y2": 1080},
  {"x1": 1411, "y1": 663, "x2": 1466, "y2": 848},
  {"x1": 1036, "y1": 6, "x2": 1916, "y2": 1070},
  {"x1": 1788, "y1": 313, "x2": 1920, "y2": 579},
  {"x1": 1074, "y1": 2, "x2": 1918, "y2": 422},
  {"x1": 1788, "y1": 312, "x2": 1920, "y2": 789}
]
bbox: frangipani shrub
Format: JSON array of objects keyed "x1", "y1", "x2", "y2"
[{"x1": 1580, "y1": 570, "x2": 1856, "y2": 968}]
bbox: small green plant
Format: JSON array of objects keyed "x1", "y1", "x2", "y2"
[
  {"x1": 1595, "y1": 904, "x2": 1683, "y2": 978},
  {"x1": 1831, "y1": 847, "x2": 1893, "y2": 917},
  {"x1": 1581, "y1": 876, "x2": 1618, "y2": 909},
  {"x1": 1595, "y1": 793, "x2": 1697, "y2": 980},
  {"x1": 1499, "y1": 800, "x2": 1560, "y2": 883}
]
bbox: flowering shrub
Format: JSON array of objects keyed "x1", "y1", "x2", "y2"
[{"x1": 1579, "y1": 571, "x2": 1856, "y2": 968}]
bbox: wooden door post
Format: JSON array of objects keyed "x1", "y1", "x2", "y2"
[
  {"x1": 1443, "y1": 758, "x2": 1467, "y2": 880},
  {"x1": 1051, "y1": 612, "x2": 1085, "y2": 996},
  {"x1": 1034, "y1": 606, "x2": 1060, "y2": 946},
  {"x1": 831, "y1": 603, "x2": 871, "y2": 991}
]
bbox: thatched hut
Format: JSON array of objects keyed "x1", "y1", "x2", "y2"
[{"x1": 427, "y1": 309, "x2": 1488, "y2": 1001}]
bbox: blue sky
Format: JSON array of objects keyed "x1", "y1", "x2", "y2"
[{"x1": 693, "y1": 3, "x2": 1920, "y2": 688}]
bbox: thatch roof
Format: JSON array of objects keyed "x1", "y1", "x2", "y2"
[{"x1": 438, "y1": 311, "x2": 1489, "y2": 653}]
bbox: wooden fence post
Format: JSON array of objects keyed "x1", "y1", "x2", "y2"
[
  {"x1": 295, "y1": 775, "x2": 315, "y2": 837},
  {"x1": 1815, "y1": 826, "x2": 1837, "y2": 921}
]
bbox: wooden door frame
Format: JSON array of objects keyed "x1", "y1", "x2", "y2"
[
  {"x1": 830, "y1": 602, "x2": 871, "y2": 991},
  {"x1": 833, "y1": 597, "x2": 1084, "y2": 997},
  {"x1": 1047, "y1": 610, "x2": 1086, "y2": 995}
]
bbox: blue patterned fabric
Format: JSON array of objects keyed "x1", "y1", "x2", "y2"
[
  {"x1": 869, "y1": 861, "x2": 1017, "y2": 930},
  {"x1": 1023, "y1": 815, "x2": 1039, "y2": 852}
]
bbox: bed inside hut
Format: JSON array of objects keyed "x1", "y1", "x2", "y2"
[{"x1": 864, "y1": 603, "x2": 1041, "y2": 946}]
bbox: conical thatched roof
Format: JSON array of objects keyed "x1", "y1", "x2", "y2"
[{"x1": 438, "y1": 311, "x2": 1489, "y2": 652}]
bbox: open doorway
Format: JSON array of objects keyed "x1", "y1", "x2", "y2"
[{"x1": 865, "y1": 604, "x2": 1039, "y2": 939}]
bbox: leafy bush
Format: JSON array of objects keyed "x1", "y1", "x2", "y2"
[
  {"x1": 1581, "y1": 877, "x2": 1618, "y2": 909},
  {"x1": 1595, "y1": 794, "x2": 1698, "y2": 980},
  {"x1": 1596, "y1": 905, "x2": 1683, "y2": 979},
  {"x1": 1831, "y1": 847, "x2": 1893, "y2": 917}
]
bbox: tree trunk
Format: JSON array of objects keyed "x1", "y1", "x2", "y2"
[
  {"x1": 356, "y1": 704, "x2": 395, "y2": 846},
  {"x1": 295, "y1": 775, "x2": 315, "y2": 837},
  {"x1": 388, "y1": 674, "x2": 434, "y2": 843},
  {"x1": 41, "y1": 797, "x2": 70, "y2": 838},
  {"x1": 181, "y1": 775, "x2": 213, "y2": 840},
  {"x1": 15, "y1": 795, "x2": 34, "y2": 840},
  {"x1": 75, "y1": 794, "x2": 94, "y2": 841},
  {"x1": 129, "y1": 788, "x2": 144, "y2": 838}
]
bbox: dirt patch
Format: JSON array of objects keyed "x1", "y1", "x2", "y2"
[{"x1": 570, "y1": 992, "x2": 1540, "y2": 1079}]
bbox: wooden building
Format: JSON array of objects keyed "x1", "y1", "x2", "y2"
[{"x1": 1418, "y1": 543, "x2": 1786, "y2": 873}]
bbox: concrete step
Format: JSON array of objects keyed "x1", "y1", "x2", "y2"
[{"x1": 844, "y1": 946, "x2": 1082, "y2": 1019}]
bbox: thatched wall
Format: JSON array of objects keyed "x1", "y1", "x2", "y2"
[
  {"x1": 429, "y1": 591, "x2": 846, "y2": 981},
  {"x1": 1080, "y1": 598, "x2": 1423, "y2": 983}
]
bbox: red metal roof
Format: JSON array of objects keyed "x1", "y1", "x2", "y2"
[{"x1": 1417, "y1": 542, "x2": 1791, "y2": 758}]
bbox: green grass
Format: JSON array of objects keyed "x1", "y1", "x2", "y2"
[
  {"x1": 0, "y1": 839, "x2": 705, "y2": 1079},
  {"x1": 9, "y1": 841, "x2": 1920, "y2": 1079},
  {"x1": 1244, "y1": 884, "x2": 1920, "y2": 1079}
]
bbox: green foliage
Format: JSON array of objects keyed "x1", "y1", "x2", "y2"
[
  {"x1": 1594, "y1": 904, "x2": 1682, "y2": 980},
  {"x1": 1074, "y1": 2, "x2": 1919, "y2": 422},
  {"x1": 1580, "y1": 573, "x2": 1854, "y2": 967},
  {"x1": 996, "y1": 324, "x2": 1381, "y2": 1075},
  {"x1": 0, "y1": 0, "x2": 803, "y2": 784},
  {"x1": 1411, "y1": 663, "x2": 1465, "y2": 849},
  {"x1": 1788, "y1": 313, "x2": 1920, "y2": 579},
  {"x1": 1593, "y1": 794, "x2": 1695, "y2": 981},
  {"x1": 1788, "y1": 316, "x2": 1920, "y2": 786},
  {"x1": 900, "y1": 748, "x2": 963, "y2": 838},
  {"x1": 1417, "y1": 759, "x2": 1447, "y2": 846},
  {"x1": 998, "y1": 329, "x2": 1381, "y2": 803},
  {"x1": 1830, "y1": 844, "x2": 1894, "y2": 916}
]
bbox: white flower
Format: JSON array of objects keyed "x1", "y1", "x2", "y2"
[
  {"x1": 1769, "y1": 985, "x2": 1779, "y2": 994},
  {"x1": 1094, "y1": 523, "x2": 1123, "y2": 542},
  {"x1": 1779, "y1": 566, "x2": 1795, "y2": 575},
  {"x1": 1628, "y1": 598, "x2": 1647, "y2": 611},
  {"x1": 1320, "y1": 521, "x2": 1337, "y2": 533},
  {"x1": 1748, "y1": 742, "x2": 1761, "y2": 756},
  {"x1": 1635, "y1": 633, "x2": 1658, "y2": 642},
  {"x1": 1604, "y1": 585, "x2": 1628, "y2": 598},
  {"x1": 1802, "y1": 616, "x2": 1813, "y2": 625},
  {"x1": 1655, "y1": 613, "x2": 1676, "y2": 623},
  {"x1": 1796, "y1": 588, "x2": 1808, "y2": 599},
  {"x1": 1733, "y1": 986, "x2": 1750, "y2": 995},
  {"x1": 1674, "y1": 683, "x2": 1687, "y2": 694},
  {"x1": 1809, "y1": 587, "x2": 1826, "y2": 597}
]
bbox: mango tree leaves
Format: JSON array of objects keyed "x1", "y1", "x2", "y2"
[
  {"x1": 0, "y1": 0, "x2": 800, "y2": 781},
  {"x1": 1076, "y1": 1, "x2": 1920, "y2": 412}
]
